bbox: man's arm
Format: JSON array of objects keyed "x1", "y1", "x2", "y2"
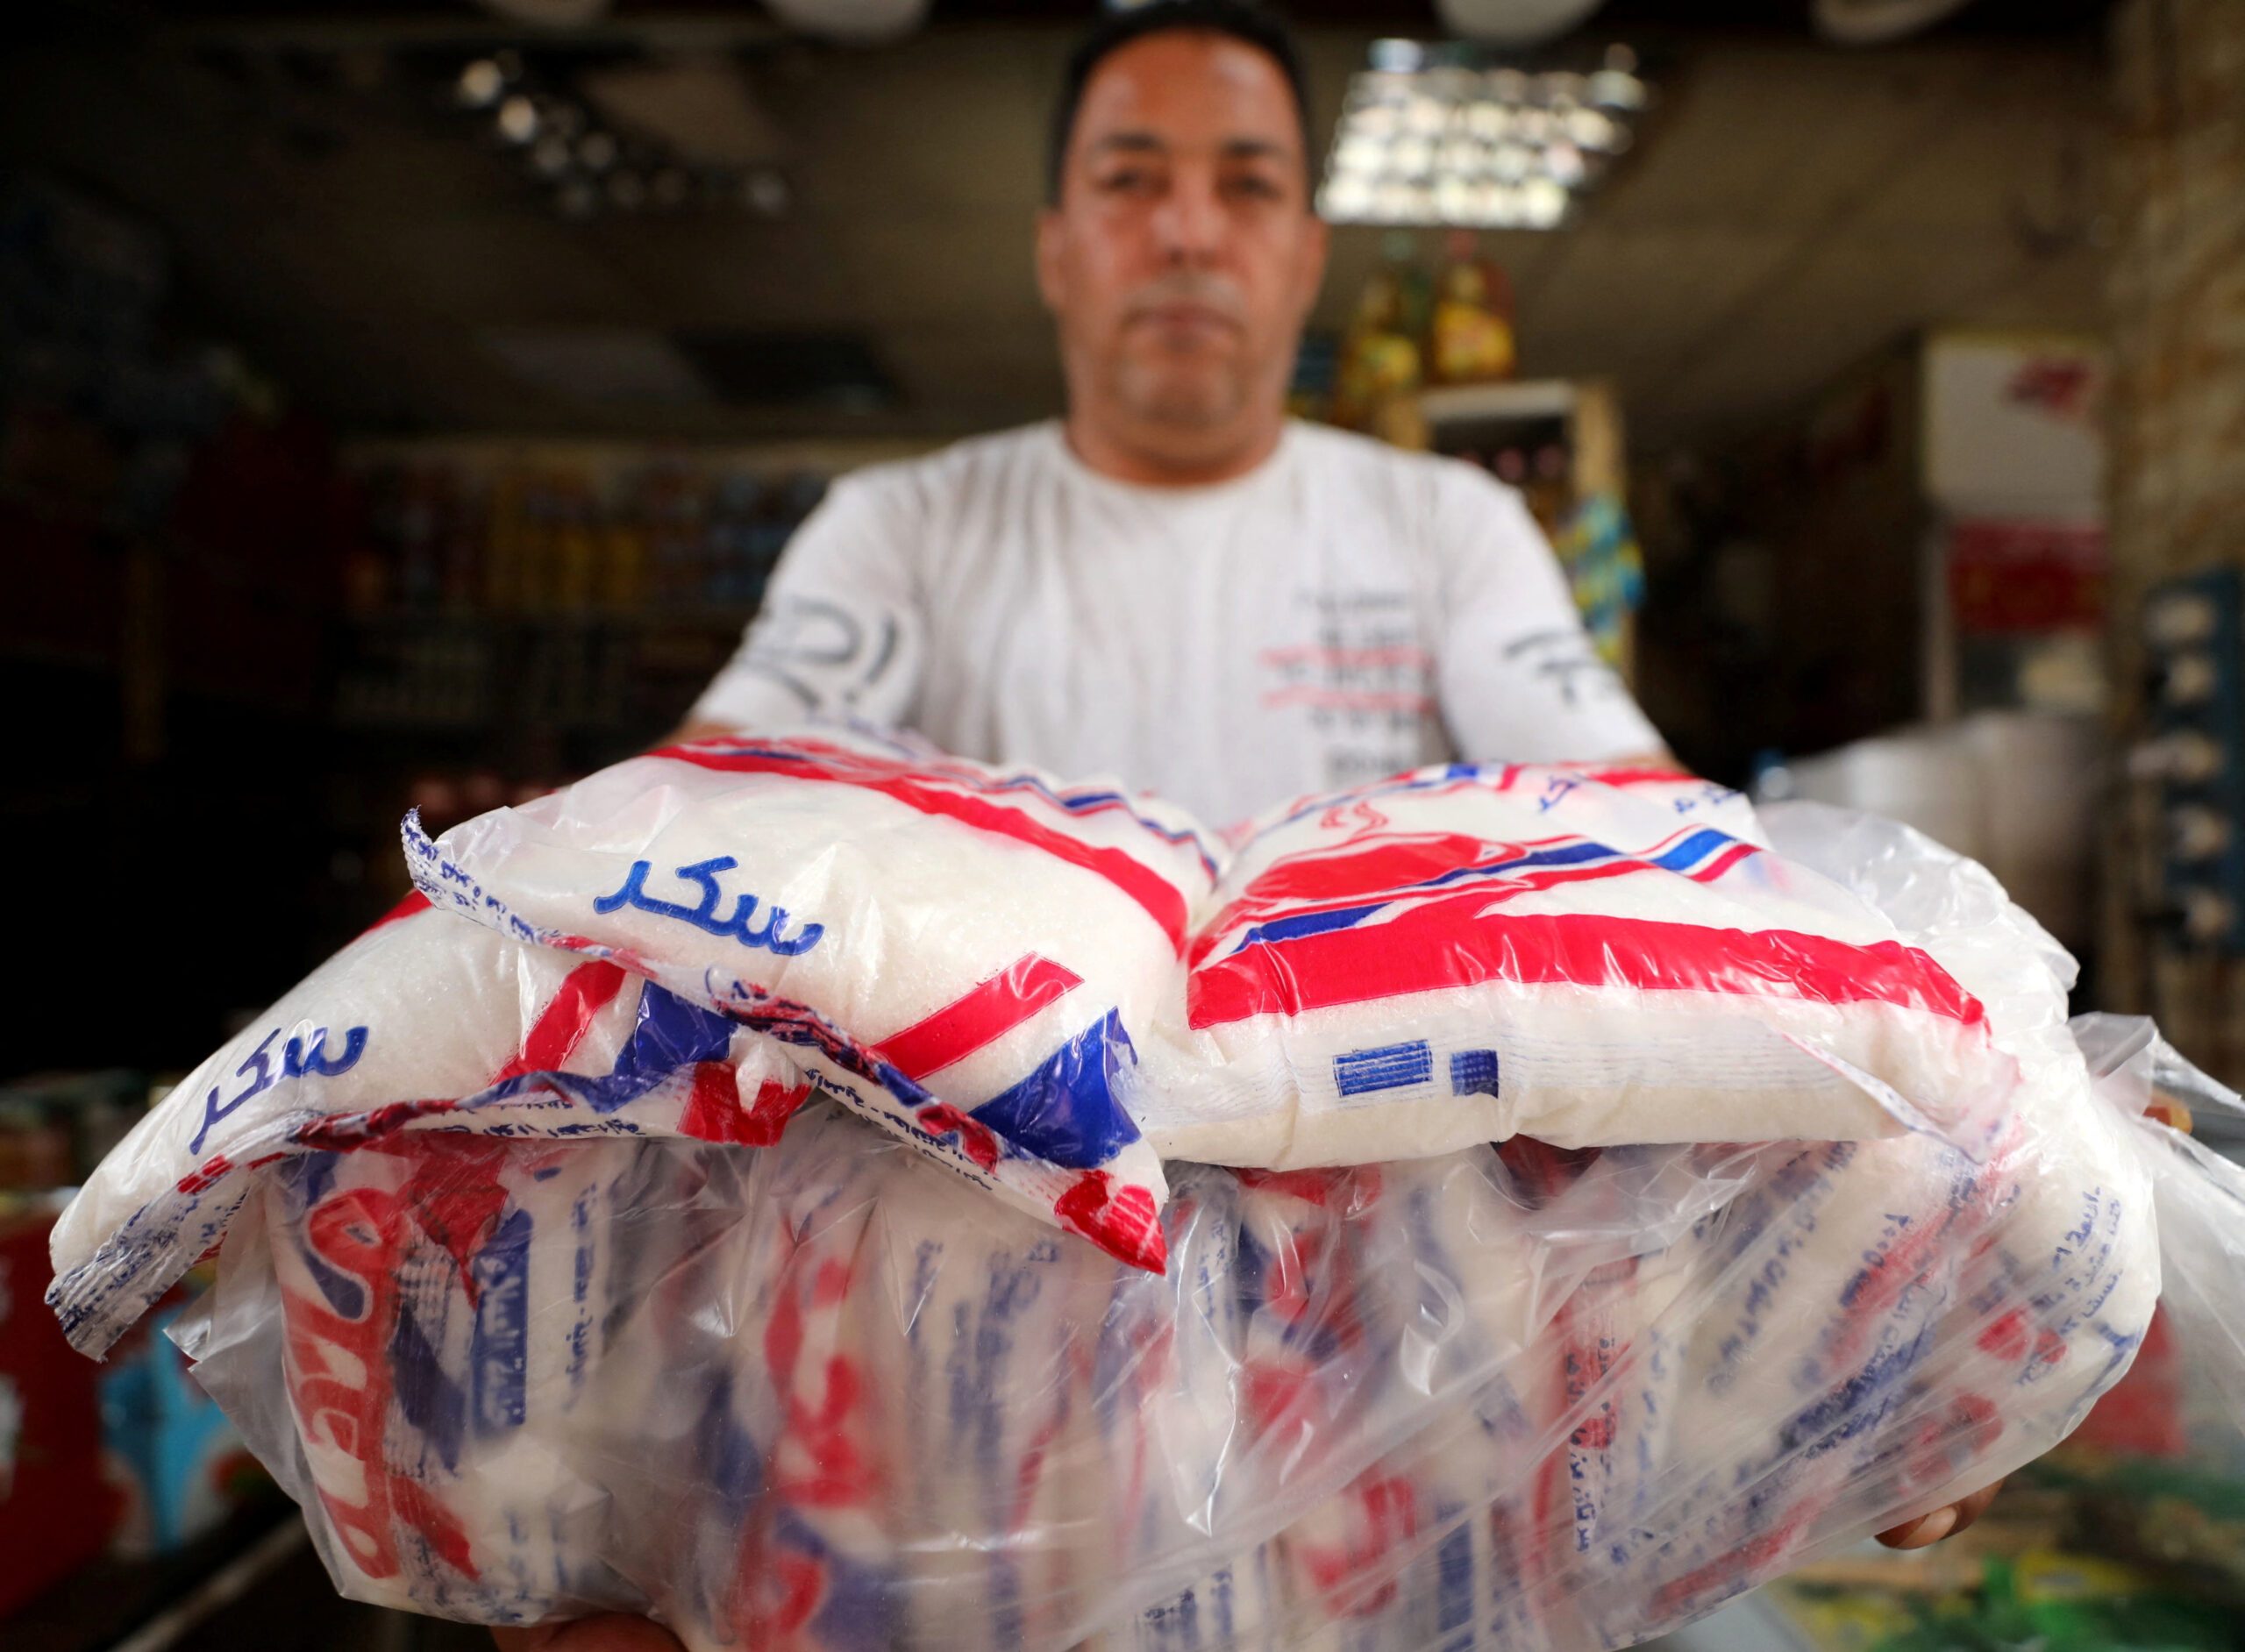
[
  {"x1": 674, "y1": 471, "x2": 925, "y2": 741},
  {"x1": 1429, "y1": 468, "x2": 1665, "y2": 768}
]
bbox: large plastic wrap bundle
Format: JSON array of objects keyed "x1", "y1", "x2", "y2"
[
  {"x1": 169, "y1": 1030, "x2": 2218, "y2": 1651},
  {"x1": 53, "y1": 765, "x2": 2245, "y2": 1650}
]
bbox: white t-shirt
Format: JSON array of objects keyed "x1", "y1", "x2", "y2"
[{"x1": 690, "y1": 419, "x2": 1661, "y2": 829}]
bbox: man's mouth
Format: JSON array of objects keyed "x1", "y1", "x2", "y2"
[{"x1": 1132, "y1": 303, "x2": 1241, "y2": 340}]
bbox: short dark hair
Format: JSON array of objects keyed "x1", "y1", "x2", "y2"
[{"x1": 1046, "y1": 1, "x2": 1315, "y2": 206}]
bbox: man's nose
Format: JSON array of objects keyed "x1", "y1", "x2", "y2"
[{"x1": 1151, "y1": 168, "x2": 1225, "y2": 266}]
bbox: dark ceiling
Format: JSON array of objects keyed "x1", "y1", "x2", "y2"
[{"x1": 4, "y1": 2, "x2": 2119, "y2": 450}]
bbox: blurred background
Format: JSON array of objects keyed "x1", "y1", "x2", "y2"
[{"x1": 4, "y1": 0, "x2": 2244, "y2": 1648}]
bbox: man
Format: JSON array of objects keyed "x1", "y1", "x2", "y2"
[
  {"x1": 510, "y1": 8, "x2": 1992, "y2": 1645},
  {"x1": 677, "y1": 0, "x2": 1664, "y2": 827}
]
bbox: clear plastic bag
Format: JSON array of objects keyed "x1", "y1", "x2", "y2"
[
  {"x1": 79, "y1": 787, "x2": 2245, "y2": 1648},
  {"x1": 175, "y1": 1012, "x2": 2201, "y2": 1651}
]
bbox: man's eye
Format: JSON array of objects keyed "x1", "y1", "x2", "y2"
[
  {"x1": 1098, "y1": 169, "x2": 1156, "y2": 193},
  {"x1": 1226, "y1": 174, "x2": 1284, "y2": 201}
]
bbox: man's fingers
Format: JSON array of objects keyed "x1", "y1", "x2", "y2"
[
  {"x1": 1950, "y1": 1478, "x2": 2005, "y2": 1535},
  {"x1": 1874, "y1": 1477, "x2": 2006, "y2": 1550},
  {"x1": 1876, "y1": 1505, "x2": 1958, "y2": 1549}
]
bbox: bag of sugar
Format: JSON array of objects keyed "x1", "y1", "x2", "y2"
[
  {"x1": 408, "y1": 724, "x2": 1222, "y2": 1270},
  {"x1": 1137, "y1": 764, "x2": 2017, "y2": 1170},
  {"x1": 49, "y1": 894, "x2": 814, "y2": 1359}
]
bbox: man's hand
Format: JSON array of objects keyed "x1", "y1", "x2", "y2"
[
  {"x1": 491, "y1": 1618, "x2": 685, "y2": 1652},
  {"x1": 1874, "y1": 1479, "x2": 2003, "y2": 1550}
]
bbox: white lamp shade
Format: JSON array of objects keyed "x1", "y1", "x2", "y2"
[
  {"x1": 760, "y1": 0, "x2": 933, "y2": 44},
  {"x1": 1811, "y1": 0, "x2": 1975, "y2": 46},
  {"x1": 474, "y1": 0, "x2": 613, "y2": 27},
  {"x1": 1432, "y1": 0, "x2": 1607, "y2": 47}
]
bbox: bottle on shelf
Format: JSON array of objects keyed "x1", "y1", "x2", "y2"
[{"x1": 1427, "y1": 229, "x2": 1516, "y2": 387}]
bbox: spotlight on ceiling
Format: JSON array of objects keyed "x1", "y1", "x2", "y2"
[{"x1": 1316, "y1": 40, "x2": 1648, "y2": 231}]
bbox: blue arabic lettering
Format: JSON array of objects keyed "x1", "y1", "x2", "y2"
[
  {"x1": 190, "y1": 1030, "x2": 278, "y2": 1157},
  {"x1": 591, "y1": 856, "x2": 824, "y2": 956},
  {"x1": 190, "y1": 1022, "x2": 372, "y2": 1157},
  {"x1": 1536, "y1": 774, "x2": 1584, "y2": 814},
  {"x1": 285, "y1": 1025, "x2": 369, "y2": 1079}
]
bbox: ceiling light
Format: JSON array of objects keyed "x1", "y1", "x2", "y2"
[
  {"x1": 495, "y1": 94, "x2": 538, "y2": 145},
  {"x1": 742, "y1": 169, "x2": 791, "y2": 217},
  {"x1": 556, "y1": 178, "x2": 599, "y2": 219},
  {"x1": 1465, "y1": 101, "x2": 1509, "y2": 140},
  {"x1": 577, "y1": 131, "x2": 619, "y2": 173},
  {"x1": 1588, "y1": 61, "x2": 1646, "y2": 110},
  {"x1": 1564, "y1": 106, "x2": 1618, "y2": 149},
  {"x1": 1319, "y1": 175, "x2": 1377, "y2": 217},
  {"x1": 531, "y1": 133, "x2": 574, "y2": 177},
  {"x1": 457, "y1": 59, "x2": 507, "y2": 109},
  {"x1": 453, "y1": 52, "x2": 792, "y2": 224},
  {"x1": 1317, "y1": 40, "x2": 1649, "y2": 228},
  {"x1": 1336, "y1": 134, "x2": 1387, "y2": 174},
  {"x1": 1521, "y1": 175, "x2": 1570, "y2": 227}
]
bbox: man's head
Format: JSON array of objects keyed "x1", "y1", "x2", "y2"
[{"x1": 1037, "y1": 1, "x2": 1329, "y2": 481}]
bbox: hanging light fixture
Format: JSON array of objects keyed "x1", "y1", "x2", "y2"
[
  {"x1": 450, "y1": 51, "x2": 793, "y2": 223},
  {"x1": 1432, "y1": 0, "x2": 1607, "y2": 47},
  {"x1": 1316, "y1": 39, "x2": 1648, "y2": 230}
]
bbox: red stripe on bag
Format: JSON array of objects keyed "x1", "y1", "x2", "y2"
[
  {"x1": 1187, "y1": 906, "x2": 1986, "y2": 1029},
  {"x1": 872, "y1": 954, "x2": 1084, "y2": 1080},
  {"x1": 1564, "y1": 765, "x2": 1696, "y2": 785},
  {"x1": 1686, "y1": 841, "x2": 1759, "y2": 882},
  {"x1": 1054, "y1": 1169, "x2": 1166, "y2": 1273},
  {"x1": 491, "y1": 959, "x2": 632, "y2": 1082},
  {"x1": 657, "y1": 744, "x2": 1191, "y2": 956}
]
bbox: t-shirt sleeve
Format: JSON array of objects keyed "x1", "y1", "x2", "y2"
[
  {"x1": 1430, "y1": 466, "x2": 1664, "y2": 764},
  {"x1": 686, "y1": 471, "x2": 925, "y2": 733}
]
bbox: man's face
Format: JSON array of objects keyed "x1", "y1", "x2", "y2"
[{"x1": 1037, "y1": 31, "x2": 1329, "y2": 440}]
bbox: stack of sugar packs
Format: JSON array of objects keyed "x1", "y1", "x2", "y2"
[{"x1": 50, "y1": 727, "x2": 2245, "y2": 1649}]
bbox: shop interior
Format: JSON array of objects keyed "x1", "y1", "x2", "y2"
[{"x1": 4, "y1": 0, "x2": 2243, "y2": 1648}]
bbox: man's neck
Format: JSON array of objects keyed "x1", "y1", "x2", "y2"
[{"x1": 1061, "y1": 411, "x2": 1286, "y2": 488}]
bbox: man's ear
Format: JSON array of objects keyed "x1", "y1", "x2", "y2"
[{"x1": 1035, "y1": 205, "x2": 1066, "y2": 317}]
